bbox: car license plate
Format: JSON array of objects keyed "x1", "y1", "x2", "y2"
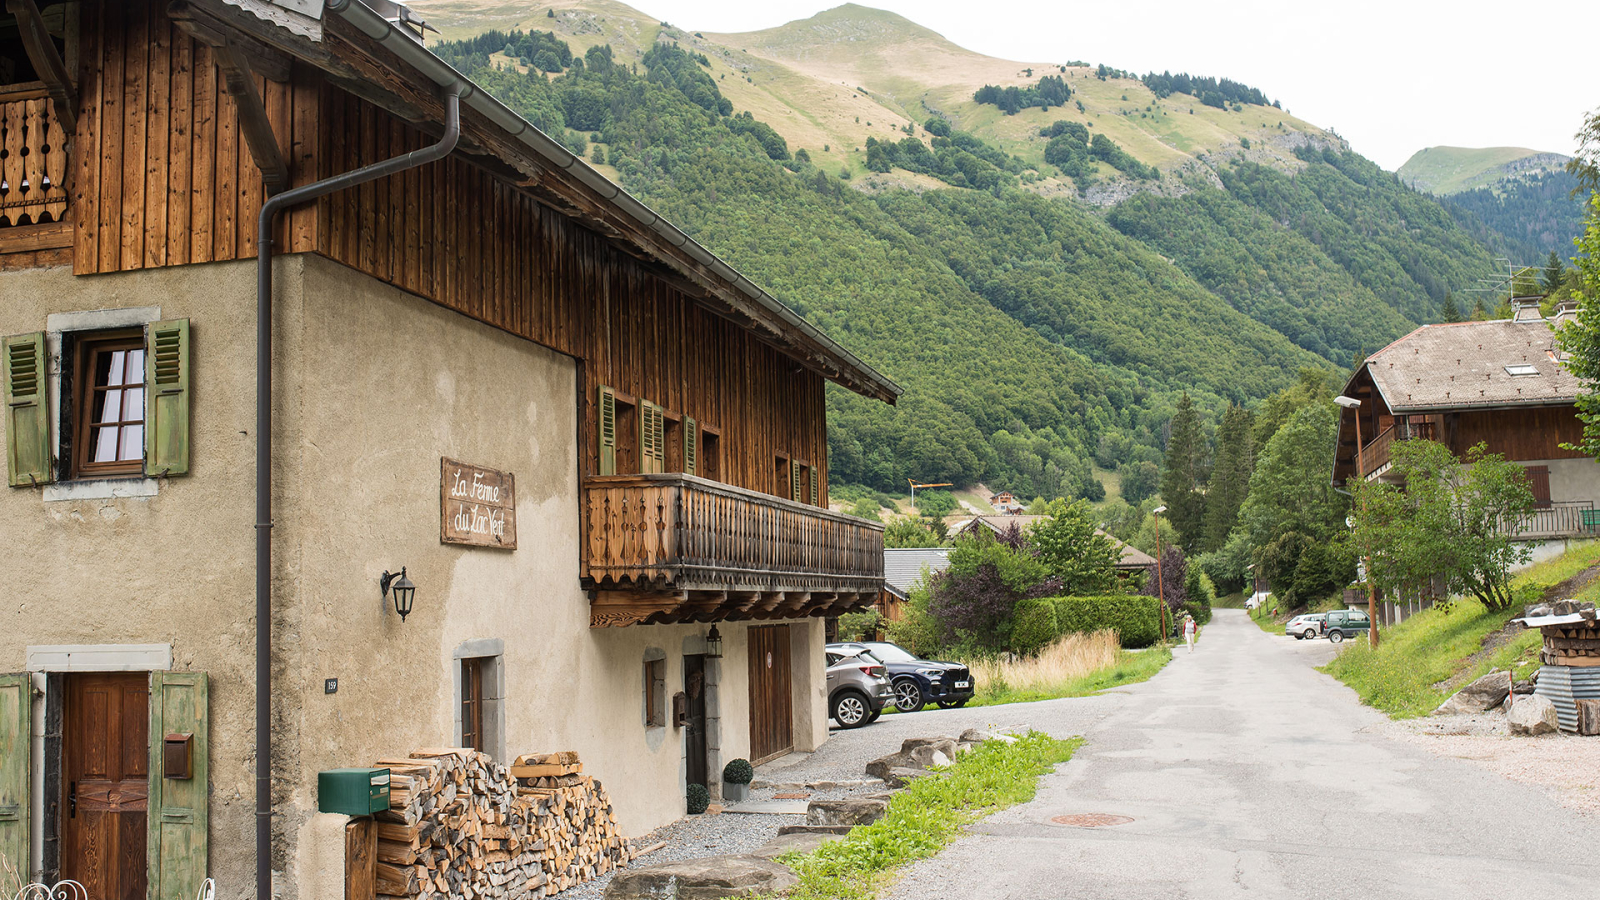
[{"x1": 954, "y1": 681, "x2": 969, "y2": 689}]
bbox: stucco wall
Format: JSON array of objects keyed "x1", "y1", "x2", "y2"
[
  {"x1": 1539, "y1": 457, "x2": 1600, "y2": 505},
  {"x1": 2, "y1": 255, "x2": 828, "y2": 898}
]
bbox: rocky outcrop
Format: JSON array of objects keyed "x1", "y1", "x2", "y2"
[
  {"x1": 1508, "y1": 695, "x2": 1561, "y2": 736},
  {"x1": 1432, "y1": 671, "x2": 1511, "y2": 715},
  {"x1": 603, "y1": 855, "x2": 797, "y2": 899},
  {"x1": 865, "y1": 737, "x2": 958, "y2": 780}
]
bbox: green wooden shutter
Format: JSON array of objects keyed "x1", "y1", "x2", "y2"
[
  {"x1": 810, "y1": 465, "x2": 819, "y2": 506},
  {"x1": 790, "y1": 460, "x2": 802, "y2": 502},
  {"x1": 148, "y1": 671, "x2": 208, "y2": 900},
  {"x1": 4, "y1": 332, "x2": 51, "y2": 487},
  {"x1": 597, "y1": 385, "x2": 616, "y2": 476},
  {"x1": 683, "y1": 416, "x2": 697, "y2": 477},
  {"x1": 0, "y1": 673, "x2": 29, "y2": 879},
  {"x1": 639, "y1": 401, "x2": 665, "y2": 474},
  {"x1": 144, "y1": 319, "x2": 191, "y2": 477}
]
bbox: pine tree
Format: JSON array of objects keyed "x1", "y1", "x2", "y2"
[
  {"x1": 1160, "y1": 394, "x2": 1208, "y2": 553},
  {"x1": 1440, "y1": 291, "x2": 1462, "y2": 323},
  {"x1": 1201, "y1": 404, "x2": 1253, "y2": 552},
  {"x1": 1471, "y1": 297, "x2": 1489, "y2": 321},
  {"x1": 1544, "y1": 251, "x2": 1565, "y2": 296}
]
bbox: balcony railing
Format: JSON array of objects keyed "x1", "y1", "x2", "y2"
[
  {"x1": 1359, "y1": 425, "x2": 1396, "y2": 478},
  {"x1": 582, "y1": 473, "x2": 885, "y2": 625},
  {"x1": 0, "y1": 94, "x2": 70, "y2": 228},
  {"x1": 1502, "y1": 501, "x2": 1597, "y2": 540}
]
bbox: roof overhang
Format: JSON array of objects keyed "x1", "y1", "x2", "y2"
[{"x1": 187, "y1": 0, "x2": 901, "y2": 403}]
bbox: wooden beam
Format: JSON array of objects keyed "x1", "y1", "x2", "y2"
[
  {"x1": 6, "y1": 0, "x2": 76, "y2": 133},
  {"x1": 212, "y1": 44, "x2": 291, "y2": 194},
  {"x1": 167, "y1": 1, "x2": 296, "y2": 82}
]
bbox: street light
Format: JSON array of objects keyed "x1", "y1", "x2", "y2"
[
  {"x1": 1152, "y1": 505, "x2": 1169, "y2": 640},
  {"x1": 1334, "y1": 395, "x2": 1379, "y2": 648}
]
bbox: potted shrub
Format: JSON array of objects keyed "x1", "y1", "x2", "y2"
[
  {"x1": 722, "y1": 758, "x2": 754, "y2": 802},
  {"x1": 686, "y1": 783, "x2": 710, "y2": 815}
]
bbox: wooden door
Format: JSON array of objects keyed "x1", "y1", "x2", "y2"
[
  {"x1": 63, "y1": 673, "x2": 149, "y2": 900},
  {"x1": 683, "y1": 655, "x2": 708, "y2": 787},
  {"x1": 747, "y1": 625, "x2": 793, "y2": 765}
]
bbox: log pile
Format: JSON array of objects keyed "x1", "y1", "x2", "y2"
[
  {"x1": 371, "y1": 748, "x2": 633, "y2": 900},
  {"x1": 1532, "y1": 600, "x2": 1600, "y2": 666}
]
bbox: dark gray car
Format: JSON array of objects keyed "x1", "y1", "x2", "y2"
[{"x1": 825, "y1": 648, "x2": 894, "y2": 728}]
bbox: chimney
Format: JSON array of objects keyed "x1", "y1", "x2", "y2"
[
  {"x1": 1512, "y1": 297, "x2": 1544, "y2": 322},
  {"x1": 1553, "y1": 299, "x2": 1579, "y2": 330}
]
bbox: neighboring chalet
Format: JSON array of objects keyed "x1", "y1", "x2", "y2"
[
  {"x1": 0, "y1": 2, "x2": 896, "y2": 899},
  {"x1": 877, "y1": 547, "x2": 952, "y2": 624},
  {"x1": 989, "y1": 491, "x2": 1024, "y2": 515},
  {"x1": 1332, "y1": 300, "x2": 1600, "y2": 540},
  {"x1": 948, "y1": 516, "x2": 1158, "y2": 574}
]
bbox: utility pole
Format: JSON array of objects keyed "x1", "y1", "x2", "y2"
[
  {"x1": 1335, "y1": 394, "x2": 1379, "y2": 648},
  {"x1": 1153, "y1": 505, "x2": 1169, "y2": 640}
]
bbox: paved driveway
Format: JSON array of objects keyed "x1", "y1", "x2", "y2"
[{"x1": 878, "y1": 609, "x2": 1600, "y2": 900}]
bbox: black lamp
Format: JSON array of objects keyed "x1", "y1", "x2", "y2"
[
  {"x1": 705, "y1": 625, "x2": 723, "y2": 659},
  {"x1": 381, "y1": 567, "x2": 416, "y2": 622}
]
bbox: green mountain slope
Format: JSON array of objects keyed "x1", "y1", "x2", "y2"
[
  {"x1": 1398, "y1": 145, "x2": 1570, "y2": 195},
  {"x1": 414, "y1": 3, "x2": 1521, "y2": 496}
]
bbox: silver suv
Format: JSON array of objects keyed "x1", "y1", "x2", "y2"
[
  {"x1": 1285, "y1": 613, "x2": 1326, "y2": 640},
  {"x1": 825, "y1": 648, "x2": 894, "y2": 729}
]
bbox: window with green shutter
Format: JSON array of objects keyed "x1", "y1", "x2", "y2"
[
  {"x1": 791, "y1": 459, "x2": 802, "y2": 502},
  {"x1": 144, "y1": 319, "x2": 191, "y2": 477},
  {"x1": 0, "y1": 673, "x2": 29, "y2": 878},
  {"x1": 597, "y1": 385, "x2": 617, "y2": 475},
  {"x1": 639, "y1": 400, "x2": 665, "y2": 474},
  {"x1": 148, "y1": 672, "x2": 208, "y2": 900},
  {"x1": 4, "y1": 332, "x2": 51, "y2": 486},
  {"x1": 810, "y1": 464, "x2": 819, "y2": 506}
]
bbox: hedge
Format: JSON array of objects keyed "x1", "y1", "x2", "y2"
[
  {"x1": 1047, "y1": 595, "x2": 1161, "y2": 648},
  {"x1": 1011, "y1": 598, "x2": 1059, "y2": 656}
]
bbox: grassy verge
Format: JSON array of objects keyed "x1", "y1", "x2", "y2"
[
  {"x1": 1248, "y1": 600, "x2": 1284, "y2": 634},
  {"x1": 1322, "y1": 541, "x2": 1600, "y2": 718},
  {"x1": 780, "y1": 731, "x2": 1080, "y2": 900},
  {"x1": 965, "y1": 631, "x2": 1171, "y2": 707}
]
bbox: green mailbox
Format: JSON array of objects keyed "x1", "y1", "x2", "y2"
[{"x1": 318, "y1": 767, "x2": 391, "y2": 815}]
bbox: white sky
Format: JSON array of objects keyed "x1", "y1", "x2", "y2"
[{"x1": 634, "y1": 0, "x2": 1599, "y2": 171}]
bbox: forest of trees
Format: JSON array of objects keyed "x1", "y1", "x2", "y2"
[
  {"x1": 429, "y1": 28, "x2": 1508, "y2": 499},
  {"x1": 1442, "y1": 169, "x2": 1586, "y2": 263},
  {"x1": 1140, "y1": 71, "x2": 1275, "y2": 108},
  {"x1": 973, "y1": 75, "x2": 1072, "y2": 114}
]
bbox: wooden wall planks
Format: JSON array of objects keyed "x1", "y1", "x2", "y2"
[{"x1": 56, "y1": 0, "x2": 829, "y2": 503}]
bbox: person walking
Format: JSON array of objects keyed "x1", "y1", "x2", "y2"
[{"x1": 1183, "y1": 615, "x2": 1197, "y2": 653}]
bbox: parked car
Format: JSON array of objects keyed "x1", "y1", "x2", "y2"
[
  {"x1": 828, "y1": 641, "x2": 975, "y2": 712},
  {"x1": 1323, "y1": 609, "x2": 1371, "y2": 643},
  {"x1": 824, "y1": 648, "x2": 894, "y2": 728},
  {"x1": 1285, "y1": 613, "x2": 1327, "y2": 640}
]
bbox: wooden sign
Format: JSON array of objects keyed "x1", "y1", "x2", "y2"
[{"x1": 441, "y1": 458, "x2": 517, "y2": 549}]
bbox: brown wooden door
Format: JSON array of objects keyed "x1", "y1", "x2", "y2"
[
  {"x1": 747, "y1": 625, "x2": 793, "y2": 765},
  {"x1": 63, "y1": 673, "x2": 149, "y2": 900},
  {"x1": 683, "y1": 655, "x2": 708, "y2": 787}
]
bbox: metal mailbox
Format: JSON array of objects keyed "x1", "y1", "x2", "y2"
[{"x1": 317, "y1": 767, "x2": 391, "y2": 815}]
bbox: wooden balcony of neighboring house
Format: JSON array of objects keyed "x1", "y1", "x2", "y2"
[
  {"x1": 582, "y1": 473, "x2": 886, "y2": 626},
  {"x1": 0, "y1": 89, "x2": 74, "y2": 254}
]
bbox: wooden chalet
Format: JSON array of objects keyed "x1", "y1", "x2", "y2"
[
  {"x1": 0, "y1": 1, "x2": 898, "y2": 896},
  {"x1": 1332, "y1": 300, "x2": 1600, "y2": 539}
]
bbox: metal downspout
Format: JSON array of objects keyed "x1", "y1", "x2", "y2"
[{"x1": 254, "y1": 86, "x2": 462, "y2": 900}]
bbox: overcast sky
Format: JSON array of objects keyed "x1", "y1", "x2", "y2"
[{"x1": 635, "y1": 0, "x2": 1598, "y2": 171}]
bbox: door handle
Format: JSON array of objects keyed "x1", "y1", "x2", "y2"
[{"x1": 69, "y1": 781, "x2": 76, "y2": 818}]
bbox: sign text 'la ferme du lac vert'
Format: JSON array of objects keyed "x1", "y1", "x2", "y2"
[{"x1": 440, "y1": 457, "x2": 517, "y2": 549}]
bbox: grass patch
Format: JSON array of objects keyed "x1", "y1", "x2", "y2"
[
  {"x1": 1322, "y1": 540, "x2": 1600, "y2": 718},
  {"x1": 965, "y1": 631, "x2": 1171, "y2": 706},
  {"x1": 781, "y1": 731, "x2": 1080, "y2": 900},
  {"x1": 1212, "y1": 590, "x2": 1248, "y2": 609},
  {"x1": 1249, "y1": 600, "x2": 1284, "y2": 634}
]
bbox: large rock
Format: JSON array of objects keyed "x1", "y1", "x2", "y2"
[
  {"x1": 1431, "y1": 671, "x2": 1511, "y2": 715},
  {"x1": 806, "y1": 799, "x2": 887, "y2": 827},
  {"x1": 1508, "y1": 694, "x2": 1561, "y2": 736},
  {"x1": 865, "y1": 737, "x2": 959, "y2": 781},
  {"x1": 777, "y1": 823, "x2": 853, "y2": 837},
  {"x1": 881, "y1": 767, "x2": 927, "y2": 789},
  {"x1": 959, "y1": 728, "x2": 1017, "y2": 744},
  {"x1": 603, "y1": 855, "x2": 797, "y2": 899}
]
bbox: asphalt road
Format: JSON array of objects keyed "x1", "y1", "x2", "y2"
[{"x1": 880, "y1": 609, "x2": 1600, "y2": 900}]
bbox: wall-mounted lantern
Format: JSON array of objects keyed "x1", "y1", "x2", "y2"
[
  {"x1": 705, "y1": 625, "x2": 723, "y2": 659},
  {"x1": 380, "y1": 567, "x2": 417, "y2": 622}
]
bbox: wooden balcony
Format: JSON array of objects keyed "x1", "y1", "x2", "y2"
[
  {"x1": 582, "y1": 473, "x2": 885, "y2": 627},
  {"x1": 0, "y1": 93, "x2": 70, "y2": 229},
  {"x1": 1358, "y1": 425, "x2": 1397, "y2": 480}
]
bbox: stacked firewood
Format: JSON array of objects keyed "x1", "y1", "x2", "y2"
[
  {"x1": 371, "y1": 748, "x2": 633, "y2": 900},
  {"x1": 1531, "y1": 600, "x2": 1600, "y2": 666}
]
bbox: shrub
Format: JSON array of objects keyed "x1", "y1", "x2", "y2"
[
  {"x1": 1049, "y1": 595, "x2": 1160, "y2": 648},
  {"x1": 835, "y1": 608, "x2": 884, "y2": 641},
  {"x1": 686, "y1": 783, "x2": 710, "y2": 814},
  {"x1": 1011, "y1": 599, "x2": 1059, "y2": 655},
  {"x1": 722, "y1": 758, "x2": 754, "y2": 785}
]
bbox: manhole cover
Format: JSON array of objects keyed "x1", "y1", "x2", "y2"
[{"x1": 1051, "y1": 813, "x2": 1134, "y2": 828}]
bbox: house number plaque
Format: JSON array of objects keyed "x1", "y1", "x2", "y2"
[{"x1": 441, "y1": 457, "x2": 517, "y2": 549}]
